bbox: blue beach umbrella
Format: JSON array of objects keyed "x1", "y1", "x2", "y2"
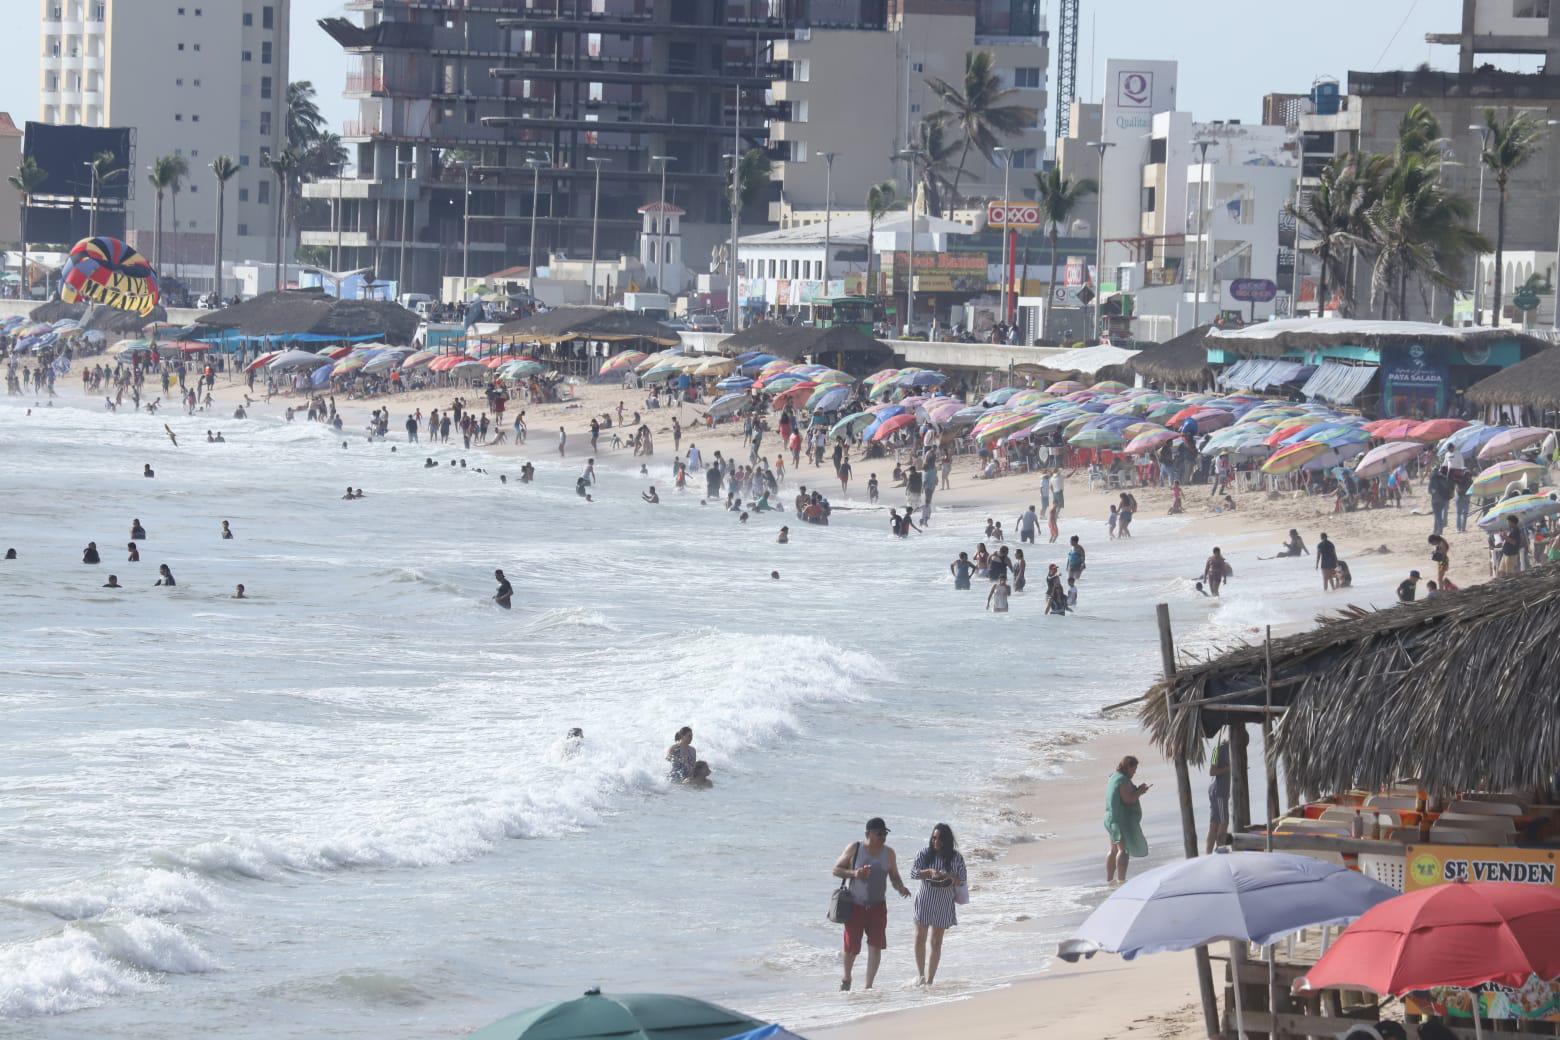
[{"x1": 716, "y1": 375, "x2": 754, "y2": 391}]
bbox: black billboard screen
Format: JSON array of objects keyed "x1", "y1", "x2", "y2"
[
  {"x1": 22, "y1": 122, "x2": 135, "y2": 201},
  {"x1": 23, "y1": 204, "x2": 127, "y2": 247}
]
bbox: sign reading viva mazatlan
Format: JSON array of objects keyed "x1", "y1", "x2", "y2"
[{"x1": 1405, "y1": 845, "x2": 1558, "y2": 890}]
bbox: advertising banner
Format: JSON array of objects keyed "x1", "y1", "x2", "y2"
[{"x1": 891, "y1": 251, "x2": 988, "y2": 293}]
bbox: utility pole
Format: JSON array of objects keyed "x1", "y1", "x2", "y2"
[
  {"x1": 1191, "y1": 138, "x2": 1212, "y2": 328},
  {"x1": 1470, "y1": 123, "x2": 1493, "y2": 326},
  {"x1": 397, "y1": 154, "x2": 413, "y2": 298},
  {"x1": 822, "y1": 150, "x2": 839, "y2": 297},
  {"x1": 1087, "y1": 140, "x2": 1115, "y2": 340},
  {"x1": 729, "y1": 87, "x2": 742, "y2": 332},
  {"x1": 462, "y1": 161, "x2": 472, "y2": 291},
  {"x1": 587, "y1": 156, "x2": 607, "y2": 304},
  {"x1": 650, "y1": 154, "x2": 674, "y2": 293},
  {"x1": 994, "y1": 146, "x2": 1011, "y2": 327},
  {"x1": 527, "y1": 153, "x2": 549, "y2": 292},
  {"x1": 894, "y1": 146, "x2": 927, "y2": 337}
]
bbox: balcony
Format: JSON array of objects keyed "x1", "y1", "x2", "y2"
[
  {"x1": 345, "y1": 72, "x2": 387, "y2": 95},
  {"x1": 300, "y1": 229, "x2": 371, "y2": 249}
]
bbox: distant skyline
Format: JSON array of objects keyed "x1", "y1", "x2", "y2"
[{"x1": 3, "y1": 0, "x2": 1529, "y2": 159}]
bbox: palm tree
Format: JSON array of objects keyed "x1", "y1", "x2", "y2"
[
  {"x1": 1031, "y1": 167, "x2": 1095, "y2": 337},
  {"x1": 725, "y1": 147, "x2": 772, "y2": 219},
  {"x1": 925, "y1": 51, "x2": 1036, "y2": 206},
  {"x1": 1395, "y1": 103, "x2": 1446, "y2": 161},
  {"x1": 86, "y1": 149, "x2": 126, "y2": 238},
  {"x1": 865, "y1": 180, "x2": 899, "y2": 297},
  {"x1": 164, "y1": 155, "x2": 191, "y2": 281},
  {"x1": 266, "y1": 147, "x2": 303, "y2": 289},
  {"x1": 1368, "y1": 151, "x2": 1487, "y2": 319},
  {"x1": 8, "y1": 156, "x2": 48, "y2": 299},
  {"x1": 210, "y1": 156, "x2": 239, "y2": 298},
  {"x1": 910, "y1": 119, "x2": 959, "y2": 218},
  {"x1": 1480, "y1": 108, "x2": 1545, "y2": 327},
  {"x1": 286, "y1": 81, "x2": 325, "y2": 151},
  {"x1": 147, "y1": 155, "x2": 182, "y2": 272},
  {"x1": 1288, "y1": 153, "x2": 1378, "y2": 318}
]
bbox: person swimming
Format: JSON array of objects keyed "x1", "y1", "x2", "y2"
[
  {"x1": 493, "y1": 568, "x2": 513, "y2": 610},
  {"x1": 642, "y1": 486, "x2": 660, "y2": 503},
  {"x1": 127, "y1": 542, "x2": 140, "y2": 562},
  {"x1": 214, "y1": 432, "x2": 225, "y2": 443},
  {"x1": 221, "y1": 521, "x2": 234, "y2": 540},
  {"x1": 520, "y1": 463, "x2": 535, "y2": 483},
  {"x1": 130, "y1": 519, "x2": 147, "y2": 540},
  {"x1": 82, "y1": 542, "x2": 101, "y2": 564},
  {"x1": 233, "y1": 583, "x2": 246, "y2": 599},
  {"x1": 155, "y1": 563, "x2": 176, "y2": 587},
  {"x1": 666, "y1": 726, "x2": 712, "y2": 786},
  {"x1": 425, "y1": 458, "x2": 437, "y2": 468},
  {"x1": 103, "y1": 575, "x2": 121, "y2": 588},
  {"x1": 144, "y1": 464, "x2": 155, "y2": 478},
  {"x1": 576, "y1": 476, "x2": 590, "y2": 497},
  {"x1": 4, "y1": 548, "x2": 15, "y2": 559},
  {"x1": 777, "y1": 526, "x2": 789, "y2": 543},
  {"x1": 353, "y1": 488, "x2": 364, "y2": 498},
  {"x1": 343, "y1": 487, "x2": 355, "y2": 499}
]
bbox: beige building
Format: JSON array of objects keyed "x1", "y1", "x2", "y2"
[
  {"x1": 769, "y1": 0, "x2": 1048, "y2": 218},
  {"x1": 38, "y1": 0, "x2": 290, "y2": 283},
  {"x1": 0, "y1": 114, "x2": 21, "y2": 247}
]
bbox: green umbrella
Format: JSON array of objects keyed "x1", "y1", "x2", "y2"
[
  {"x1": 829, "y1": 411, "x2": 875, "y2": 439},
  {"x1": 467, "y1": 989, "x2": 763, "y2": 1040}
]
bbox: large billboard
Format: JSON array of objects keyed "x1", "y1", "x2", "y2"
[{"x1": 23, "y1": 122, "x2": 136, "y2": 201}]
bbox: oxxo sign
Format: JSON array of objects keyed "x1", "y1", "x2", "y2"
[{"x1": 987, "y1": 201, "x2": 1041, "y2": 231}]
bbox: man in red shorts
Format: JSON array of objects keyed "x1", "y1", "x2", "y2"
[{"x1": 831, "y1": 816, "x2": 910, "y2": 990}]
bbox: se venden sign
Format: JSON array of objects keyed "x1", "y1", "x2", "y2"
[{"x1": 1405, "y1": 845, "x2": 1558, "y2": 890}]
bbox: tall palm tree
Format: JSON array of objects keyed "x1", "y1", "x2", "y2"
[
  {"x1": 865, "y1": 180, "x2": 899, "y2": 297},
  {"x1": 86, "y1": 149, "x2": 126, "y2": 238},
  {"x1": 1368, "y1": 151, "x2": 1487, "y2": 319},
  {"x1": 1031, "y1": 167, "x2": 1095, "y2": 338},
  {"x1": 146, "y1": 156, "x2": 181, "y2": 272},
  {"x1": 165, "y1": 155, "x2": 190, "y2": 282},
  {"x1": 725, "y1": 147, "x2": 772, "y2": 219},
  {"x1": 907, "y1": 119, "x2": 959, "y2": 219},
  {"x1": 266, "y1": 147, "x2": 303, "y2": 289},
  {"x1": 1395, "y1": 103, "x2": 1446, "y2": 162},
  {"x1": 9, "y1": 156, "x2": 48, "y2": 299},
  {"x1": 1480, "y1": 108, "x2": 1546, "y2": 327},
  {"x1": 210, "y1": 155, "x2": 239, "y2": 298},
  {"x1": 1288, "y1": 153, "x2": 1380, "y2": 318},
  {"x1": 925, "y1": 51, "x2": 1036, "y2": 206},
  {"x1": 286, "y1": 81, "x2": 325, "y2": 151}
]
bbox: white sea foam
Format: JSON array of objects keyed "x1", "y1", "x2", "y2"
[{"x1": 0, "y1": 919, "x2": 215, "y2": 1018}]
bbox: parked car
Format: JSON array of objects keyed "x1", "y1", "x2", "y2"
[{"x1": 688, "y1": 314, "x2": 723, "y2": 332}]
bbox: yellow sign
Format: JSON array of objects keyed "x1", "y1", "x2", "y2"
[{"x1": 1404, "y1": 845, "x2": 1558, "y2": 891}]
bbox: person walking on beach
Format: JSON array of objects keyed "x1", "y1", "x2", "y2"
[
  {"x1": 831, "y1": 818, "x2": 910, "y2": 991},
  {"x1": 910, "y1": 823, "x2": 967, "y2": 987},
  {"x1": 1205, "y1": 737, "x2": 1230, "y2": 853},
  {"x1": 949, "y1": 552, "x2": 974, "y2": 589},
  {"x1": 985, "y1": 575, "x2": 1011, "y2": 612},
  {"x1": 1317, "y1": 532, "x2": 1338, "y2": 591},
  {"x1": 1065, "y1": 536, "x2": 1086, "y2": 583},
  {"x1": 1104, "y1": 756, "x2": 1149, "y2": 883},
  {"x1": 558, "y1": 426, "x2": 567, "y2": 456},
  {"x1": 1202, "y1": 547, "x2": 1231, "y2": 596},
  {"x1": 1428, "y1": 533, "x2": 1452, "y2": 589}
]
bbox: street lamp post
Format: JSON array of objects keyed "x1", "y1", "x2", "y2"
[
  {"x1": 82, "y1": 161, "x2": 98, "y2": 239},
  {"x1": 650, "y1": 154, "x2": 674, "y2": 293},
  {"x1": 1087, "y1": 140, "x2": 1115, "y2": 340},
  {"x1": 821, "y1": 150, "x2": 838, "y2": 300},
  {"x1": 586, "y1": 156, "x2": 607, "y2": 304},
  {"x1": 728, "y1": 87, "x2": 742, "y2": 333},
  {"x1": 1191, "y1": 138, "x2": 1213, "y2": 328},
  {"x1": 526, "y1": 153, "x2": 549, "y2": 291},
  {"x1": 1470, "y1": 123, "x2": 1493, "y2": 325},
  {"x1": 397, "y1": 155, "x2": 413, "y2": 297},
  {"x1": 462, "y1": 161, "x2": 472, "y2": 290},
  {"x1": 994, "y1": 147, "x2": 1012, "y2": 328},
  {"x1": 894, "y1": 147, "x2": 926, "y2": 337}
]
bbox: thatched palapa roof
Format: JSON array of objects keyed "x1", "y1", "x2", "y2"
[
  {"x1": 492, "y1": 306, "x2": 680, "y2": 346},
  {"x1": 31, "y1": 299, "x2": 168, "y2": 333},
  {"x1": 722, "y1": 323, "x2": 895, "y2": 363},
  {"x1": 1140, "y1": 566, "x2": 1560, "y2": 797},
  {"x1": 1207, "y1": 318, "x2": 1551, "y2": 359},
  {"x1": 1130, "y1": 325, "x2": 1215, "y2": 384},
  {"x1": 193, "y1": 290, "x2": 420, "y2": 344},
  {"x1": 1465, "y1": 343, "x2": 1560, "y2": 409}
]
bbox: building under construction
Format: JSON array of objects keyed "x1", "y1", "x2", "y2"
[{"x1": 305, "y1": 0, "x2": 891, "y2": 297}]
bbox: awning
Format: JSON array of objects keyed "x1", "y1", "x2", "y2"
[
  {"x1": 1301, "y1": 361, "x2": 1379, "y2": 405},
  {"x1": 1218, "y1": 358, "x2": 1311, "y2": 391}
]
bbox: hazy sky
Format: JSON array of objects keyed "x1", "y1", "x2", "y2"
[{"x1": 4, "y1": 0, "x2": 1513, "y2": 139}]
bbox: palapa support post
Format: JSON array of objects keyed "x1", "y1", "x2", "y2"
[
  {"x1": 1263, "y1": 627, "x2": 1281, "y2": 827},
  {"x1": 1230, "y1": 723, "x2": 1252, "y2": 833},
  {"x1": 1155, "y1": 603, "x2": 1222, "y2": 1040}
]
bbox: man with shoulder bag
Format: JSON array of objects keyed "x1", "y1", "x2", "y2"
[{"x1": 829, "y1": 816, "x2": 909, "y2": 991}]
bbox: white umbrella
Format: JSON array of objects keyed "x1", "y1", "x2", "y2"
[
  {"x1": 362, "y1": 349, "x2": 411, "y2": 374},
  {"x1": 1058, "y1": 850, "x2": 1397, "y2": 1037},
  {"x1": 268, "y1": 349, "x2": 331, "y2": 372}
]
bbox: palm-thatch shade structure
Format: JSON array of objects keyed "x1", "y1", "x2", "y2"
[
  {"x1": 1130, "y1": 325, "x2": 1216, "y2": 387},
  {"x1": 490, "y1": 306, "x2": 680, "y2": 347},
  {"x1": 1207, "y1": 318, "x2": 1549, "y2": 359},
  {"x1": 31, "y1": 298, "x2": 168, "y2": 333},
  {"x1": 1465, "y1": 343, "x2": 1560, "y2": 410},
  {"x1": 1035, "y1": 343, "x2": 1140, "y2": 384},
  {"x1": 720, "y1": 322, "x2": 894, "y2": 364},
  {"x1": 192, "y1": 290, "x2": 420, "y2": 345},
  {"x1": 1140, "y1": 566, "x2": 1560, "y2": 798}
]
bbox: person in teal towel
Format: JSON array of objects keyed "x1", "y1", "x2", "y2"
[{"x1": 1104, "y1": 755, "x2": 1151, "y2": 883}]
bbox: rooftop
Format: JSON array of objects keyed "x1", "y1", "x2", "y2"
[{"x1": 740, "y1": 212, "x2": 974, "y2": 248}]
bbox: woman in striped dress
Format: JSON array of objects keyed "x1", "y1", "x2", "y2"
[{"x1": 910, "y1": 822, "x2": 967, "y2": 986}]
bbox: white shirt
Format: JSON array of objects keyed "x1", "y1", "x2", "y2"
[
  {"x1": 1442, "y1": 446, "x2": 1465, "y2": 471},
  {"x1": 1050, "y1": 472, "x2": 1065, "y2": 495}
]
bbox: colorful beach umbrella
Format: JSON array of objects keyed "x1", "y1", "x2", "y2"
[
  {"x1": 1469, "y1": 459, "x2": 1547, "y2": 498},
  {"x1": 1477, "y1": 426, "x2": 1551, "y2": 461},
  {"x1": 1477, "y1": 493, "x2": 1560, "y2": 531},
  {"x1": 1405, "y1": 417, "x2": 1467, "y2": 443},
  {"x1": 1124, "y1": 428, "x2": 1179, "y2": 455},
  {"x1": 1047, "y1": 380, "x2": 1085, "y2": 394},
  {"x1": 869, "y1": 412, "x2": 918, "y2": 442},
  {"x1": 1354, "y1": 441, "x2": 1423, "y2": 479},
  {"x1": 829, "y1": 412, "x2": 876, "y2": 439},
  {"x1": 1069, "y1": 427, "x2": 1126, "y2": 450},
  {"x1": 1263, "y1": 441, "x2": 1337, "y2": 475},
  {"x1": 715, "y1": 375, "x2": 754, "y2": 392}
]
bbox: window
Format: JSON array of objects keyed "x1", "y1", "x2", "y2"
[
  {"x1": 262, "y1": 5, "x2": 274, "y2": 29},
  {"x1": 194, "y1": 43, "x2": 201, "y2": 51},
  {"x1": 239, "y1": 187, "x2": 249, "y2": 201},
  {"x1": 262, "y1": 41, "x2": 272, "y2": 63},
  {"x1": 91, "y1": 2, "x2": 104, "y2": 20},
  {"x1": 178, "y1": 42, "x2": 185, "y2": 50},
  {"x1": 243, "y1": 12, "x2": 252, "y2": 26},
  {"x1": 189, "y1": 184, "x2": 198, "y2": 193},
  {"x1": 794, "y1": 100, "x2": 808, "y2": 122},
  {"x1": 912, "y1": 62, "x2": 923, "y2": 73},
  {"x1": 1014, "y1": 67, "x2": 1041, "y2": 88},
  {"x1": 237, "y1": 223, "x2": 249, "y2": 236},
  {"x1": 192, "y1": 114, "x2": 200, "y2": 122},
  {"x1": 240, "y1": 154, "x2": 250, "y2": 166},
  {"x1": 1515, "y1": 0, "x2": 1551, "y2": 16},
  {"x1": 175, "y1": 113, "x2": 183, "y2": 121},
  {"x1": 260, "y1": 76, "x2": 271, "y2": 99},
  {"x1": 258, "y1": 181, "x2": 270, "y2": 203},
  {"x1": 177, "y1": 6, "x2": 185, "y2": 13},
  {"x1": 795, "y1": 59, "x2": 810, "y2": 82},
  {"x1": 242, "y1": 51, "x2": 252, "y2": 62},
  {"x1": 768, "y1": 258, "x2": 776, "y2": 277},
  {"x1": 1012, "y1": 148, "x2": 1037, "y2": 169},
  {"x1": 259, "y1": 111, "x2": 271, "y2": 135},
  {"x1": 176, "y1": 78, "x2": 183, "y2": 86}
]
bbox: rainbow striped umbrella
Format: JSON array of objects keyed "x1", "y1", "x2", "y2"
[
  {"x1": 1470, "y1": 459, "x2": 1547, "y2": 498},
  {"x1": 1263, "y1": 441, "x2": 1338, "y2": 475},
  {"x1": 1478, "y1": 493, "x2": 1560, "y2": 531}
]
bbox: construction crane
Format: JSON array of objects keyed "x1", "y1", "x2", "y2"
[{"x1": 1054, "y1": 0, "x2": 1080, "y2": 140}]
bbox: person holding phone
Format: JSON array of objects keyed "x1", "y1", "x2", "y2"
[
  {"x1": 1104, "y1": 756, "x2": 1150, "y2": 883},
  {"x1": 910, "y1": 823, "x2": 967, "y2": 987}
]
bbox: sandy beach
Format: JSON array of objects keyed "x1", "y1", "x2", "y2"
[{"x1": 45, "y1": 364, "x2": 1495, "y2": 1038}]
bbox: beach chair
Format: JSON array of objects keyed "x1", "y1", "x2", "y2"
[
  {"x1": 1447, "y1": 799, "x2": 1524, "y2": 817},
  {"x1": 1364, "y1": 794, "x2": 1419, "y2": 812}
]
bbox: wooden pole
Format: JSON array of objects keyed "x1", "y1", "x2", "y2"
[
  {"x1": 1156, "y1": 603, "x2": 1222, "y2": 1040},
  {"x1": 1230, "y1": 722, "x2": 1252, "y2": 833},
  {"x1": 1263, "y1": 627, "x2": 1280, "y2": 828}
]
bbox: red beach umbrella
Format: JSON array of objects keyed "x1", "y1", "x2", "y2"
[
  {"x1": 1298, "y1": 881, "x2": 1560, "y2": 996},
  {"x1": 1370, "y1": 418, "x2": 1419, "y2": 441},
  {"x1": 869, "y1": 412, "x2": 917, "y2": 442},
  {"x1": 1406, "y1": 418, "x2": 1468, "y2": 443}
]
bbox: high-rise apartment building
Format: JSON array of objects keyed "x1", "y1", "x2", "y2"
[
  {"x1": 310, "y1": 0, "x2": 802, "y2": 296},
  {"x1": 37, "y1": 0, "x2": 289, "y2": 280},
  {"x1": 767, "y1": 0, "x2": 1047, "y2": 219}
]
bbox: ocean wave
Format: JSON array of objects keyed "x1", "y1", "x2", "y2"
[
  {"x1": 10, "y1": 869, "x2": 216, "y2": 920},
  {"x1": 0, "y1": 918, "x2": 216, "y2": 1019},
  {"x1": 526, "y1": 606, "x2": 619, "y2": 633}
]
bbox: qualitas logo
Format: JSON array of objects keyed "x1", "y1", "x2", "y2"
[{"x1": 1117, "y1": 70, "x2": 1152, "y2": 109}]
